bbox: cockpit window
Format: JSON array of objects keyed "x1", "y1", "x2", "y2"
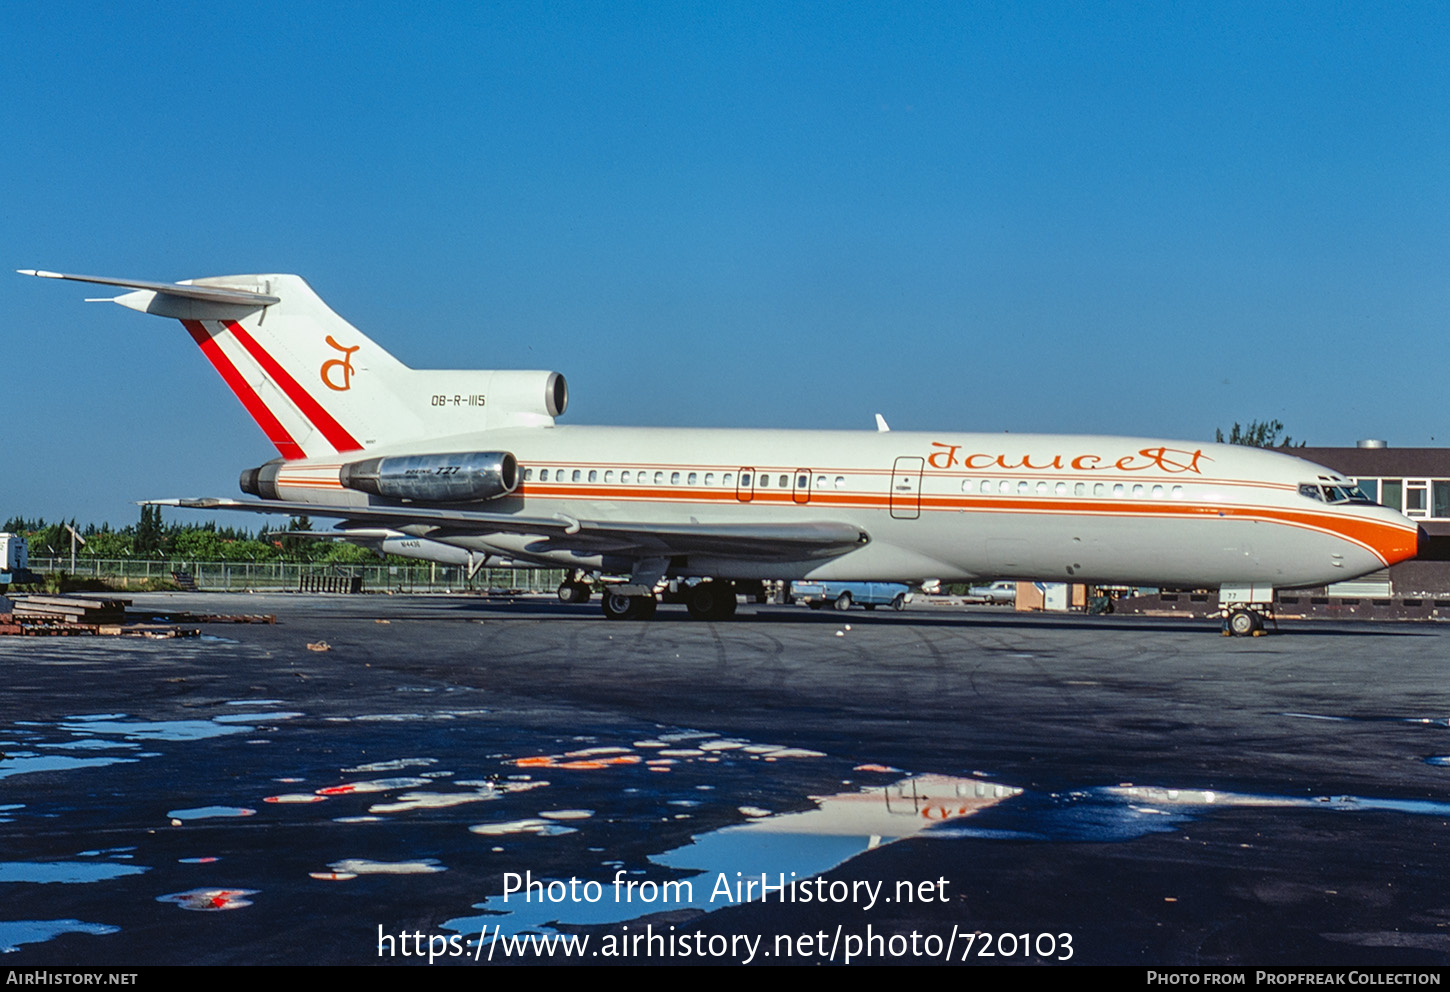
[{"x1": 1302, "y1": 481, "x2": 1377, "y2": 505}]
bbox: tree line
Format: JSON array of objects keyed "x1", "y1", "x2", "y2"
[{"x1": 3, "y1": 507, "x2": 377, "y2": 564}]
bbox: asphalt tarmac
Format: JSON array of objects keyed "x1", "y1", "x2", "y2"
[{"x1": 3, "y1": 593, "x2": 1450, "y2": 967}]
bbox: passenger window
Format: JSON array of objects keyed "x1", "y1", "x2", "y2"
[
  {"x1": 759, "y1": 474, "x2": 769, "y2": 488},
  {"x1": 961, "y1": 479, "x2": 973, "y2": 493},
  {"x1": 604, "y1": 470, "x2": 614, "y2": 483},
  {"x1": 1017, "y1": 481, "x2": 1029, "y2": 494},
  {"x1": 572, "y1": 469, "x2": 581, "y2": 482},
  {"x1": 705, "y1": 473, "x2": 715, "y2": 485},
  {"x1": 1036, "y1": 481, "x2": 1048, "y2": 495},
  {"x1": 621, "y1": 471, "x2": 631, "y2": 483},
  {"x1": 726, "y1": 473, "x2": 735, "y2": 486},
  {"x1": 1093, "y1": 483, "x2": 1105, "y2": 496},
  {"x1": 1074, "y1": 482, "x2": 1085, "y2": 496},
  {"x1": 739, "y1": 473, "x2": 750, "y2": 487},
  {"x1": 1055, "y1": 482, "x2": 1067, "y2": 495},
  {"x1": 834, "y1": 476, "x2": 845, "y2": 489},
  {"x1": 999, "y1": 480, "x2": 1011, "y2": 494},
  {"x1": 816, "y1": 476, "x2": 827, "y2": 488},
  {"x1": 1151, "y1": 484, "x2": 1163, "y2": 498},
  {"x1": 779, "y1": 475, "x2": 789, "y2": 488},
  {"x1": 1131, "y1": 484, "x2": 1144, "y2": 498},
  {"x1": 651, "y1": 471, "x2": 661, "y2": 485},
  {"x1": 1113, "y1": 484, "x2": 1125, "y2": 497},
  {"x1": 797, "y1": 474, "x2": 808, "y2": 489},
  {"x1": 523, "y1": 468, "x2": 533, "y2": 481},
  {"x1": 588, "y1": 470, "x2": 597, "y2": 483},
  {"x1": 1171, "y1": 485, "x2": 1184, "y2": 498},
  {"x1": 687, "y1": 472, "x2": 696, "y2": 485}
]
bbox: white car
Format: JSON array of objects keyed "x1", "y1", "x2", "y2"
[{"x1": 968, "y1": 581, "x2": 1017, "y2": 605}]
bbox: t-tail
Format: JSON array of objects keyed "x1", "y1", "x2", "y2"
[{"x1": 18, "y1": 270, "x2": 568, "y2": 459}]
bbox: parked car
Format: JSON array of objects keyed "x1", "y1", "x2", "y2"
[
  {"x1": 968, "y1": 581, "x2": 1017, "y2": 604},
  {"x1": 790, "y1": 581, "x2": 911, "y2": 612}
]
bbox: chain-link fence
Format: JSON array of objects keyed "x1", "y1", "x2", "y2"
[{"x1": 26, "y1": 557, "x2": 567, "y2": 594}]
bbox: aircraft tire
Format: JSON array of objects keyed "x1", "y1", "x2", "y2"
[
  {"x1": 686, "y1": 580, "x2": 736, "y2": 621},
  {"x1": 1227, "y1": 609, "x2": 1261, "y2": 636},
  {"x1": 833, "y1": 591, "x2": 853, "y2": 611},
  {"x1": 558, "y1": 581, "x2": 591, "y2": 604},
  {"x1": 603, "y1": 591, "x2": 654, "y2": 620}
]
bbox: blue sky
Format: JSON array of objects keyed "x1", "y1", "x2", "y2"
[{"x1": 4, "y1": 2, "x2": 1447, "y2": 527}]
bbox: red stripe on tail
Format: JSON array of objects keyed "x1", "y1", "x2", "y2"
[
  {"x1": 222, "y1": 321, "x2": 364, "y2": 454},
  {"x1": 181, "y1": 320, "x2": 306, "y2": 460}
]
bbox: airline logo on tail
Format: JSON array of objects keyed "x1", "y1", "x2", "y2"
[{"x1": 321, "y1": 335, "x2": 359, "y2": 392}]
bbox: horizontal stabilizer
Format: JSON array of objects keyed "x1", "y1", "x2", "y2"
[{"x1": 18, "y1": 270, "x2": 280, "y2": 307}]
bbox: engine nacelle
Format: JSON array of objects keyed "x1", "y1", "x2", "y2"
[
  {"x1": 240, "y1": 460, "x2": 283, "y2": 500},
  {"x1": 486, "y1": 370, "x2": 568, "y2": 419},
  {"x1": 339, "y1": 451, "x2": 519, "y2": 503}
]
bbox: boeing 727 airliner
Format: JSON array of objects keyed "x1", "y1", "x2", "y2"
[{"x1": 21, "y1": 269, "x2": 1419, "y2": 633}]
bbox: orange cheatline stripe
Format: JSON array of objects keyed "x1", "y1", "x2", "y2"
[
  {"x1": 279, "y1": 479, "x2": 1417, "y2": 567},
  {"x1": 222, "y1": 320, "x2": 364, "y2": 454},
  {"x1": 181, "y1": 320, "x2": 306, "y2": 460}
]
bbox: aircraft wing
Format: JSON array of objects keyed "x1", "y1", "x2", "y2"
[{"x1": 151, "y1": 498, "x2": 869, "y2": 562}]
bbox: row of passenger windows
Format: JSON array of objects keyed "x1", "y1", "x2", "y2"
[
  {"x1": 522, "y1": 467, "x2": 849, "y2": 489},
  {"x1": 963, "y1": 479, "x2": 1187, "y2": 498},
  {"x1": 521, "y1": 466, "x2": 1186, "y2": 500}
]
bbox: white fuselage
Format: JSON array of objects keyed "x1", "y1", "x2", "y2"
[{"x1": 264, "y1": 426, "x2": 1419, "y2": 587}]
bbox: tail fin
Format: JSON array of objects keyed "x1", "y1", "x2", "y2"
[{"x1": 21, "y1": 271, "x2": 567, "y2": 459}]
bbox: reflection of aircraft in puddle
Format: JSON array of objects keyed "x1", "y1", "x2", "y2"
[
  {"x1": 1109, "y1": 785, "x2": 1450, "y2": 818},
  {"x1": 445, "y1": 773, "x2": 1021, "y2": 939},
  {"x1": 718, "y1": 774, "x2": 1022, "y2": 848}
]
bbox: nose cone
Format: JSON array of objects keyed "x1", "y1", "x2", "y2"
[{"x1": 1374, "y1": 519, "x2": 1421, "y2": 567}]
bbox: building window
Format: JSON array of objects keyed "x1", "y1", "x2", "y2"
[{"x1": 1381, "y1": 479, "x2": 1403, "y2": 512}]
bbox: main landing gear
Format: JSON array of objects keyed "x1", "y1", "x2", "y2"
[
  {"x1": 557, "y1": 579, "x2": 592, "y2": 604},
  {"x1": 601, "y1": 590, "x2": 658, "y2": 620},
  {"x1": 684, "y1": 580, "x2": 737, "y2": 621},
  {"x1": 599, "y1": 579, "x2": 739, "y2": 621}
]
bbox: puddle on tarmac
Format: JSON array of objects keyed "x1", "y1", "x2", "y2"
[
  {"x1": 166, "y1": 806, "x2": 257, "y2": 822},
  {"x1": 322, "y1": 858, "x2": 445, "y2": 876},
  {"x1": 0, "y1": 920, "x2": 118, "y2": 953},
  {"x1": 157, "y1": 888, "x2": 257, "y2": 911},
  {"x1": 926, "y1": 783, "x2": 1450, "y2": 845},
  {"x1": 60, "y1": 715, "x2": 258, "y2": 742},
  {"x1": 445, "y1": 772, "x2": 1014, "y2": 938},
  {"x1": 0, "y1": 861, "x2": 148, "y2": 884},
  {"x1": 0, "y1": 754, "x2": 141, "y2": 781}
]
